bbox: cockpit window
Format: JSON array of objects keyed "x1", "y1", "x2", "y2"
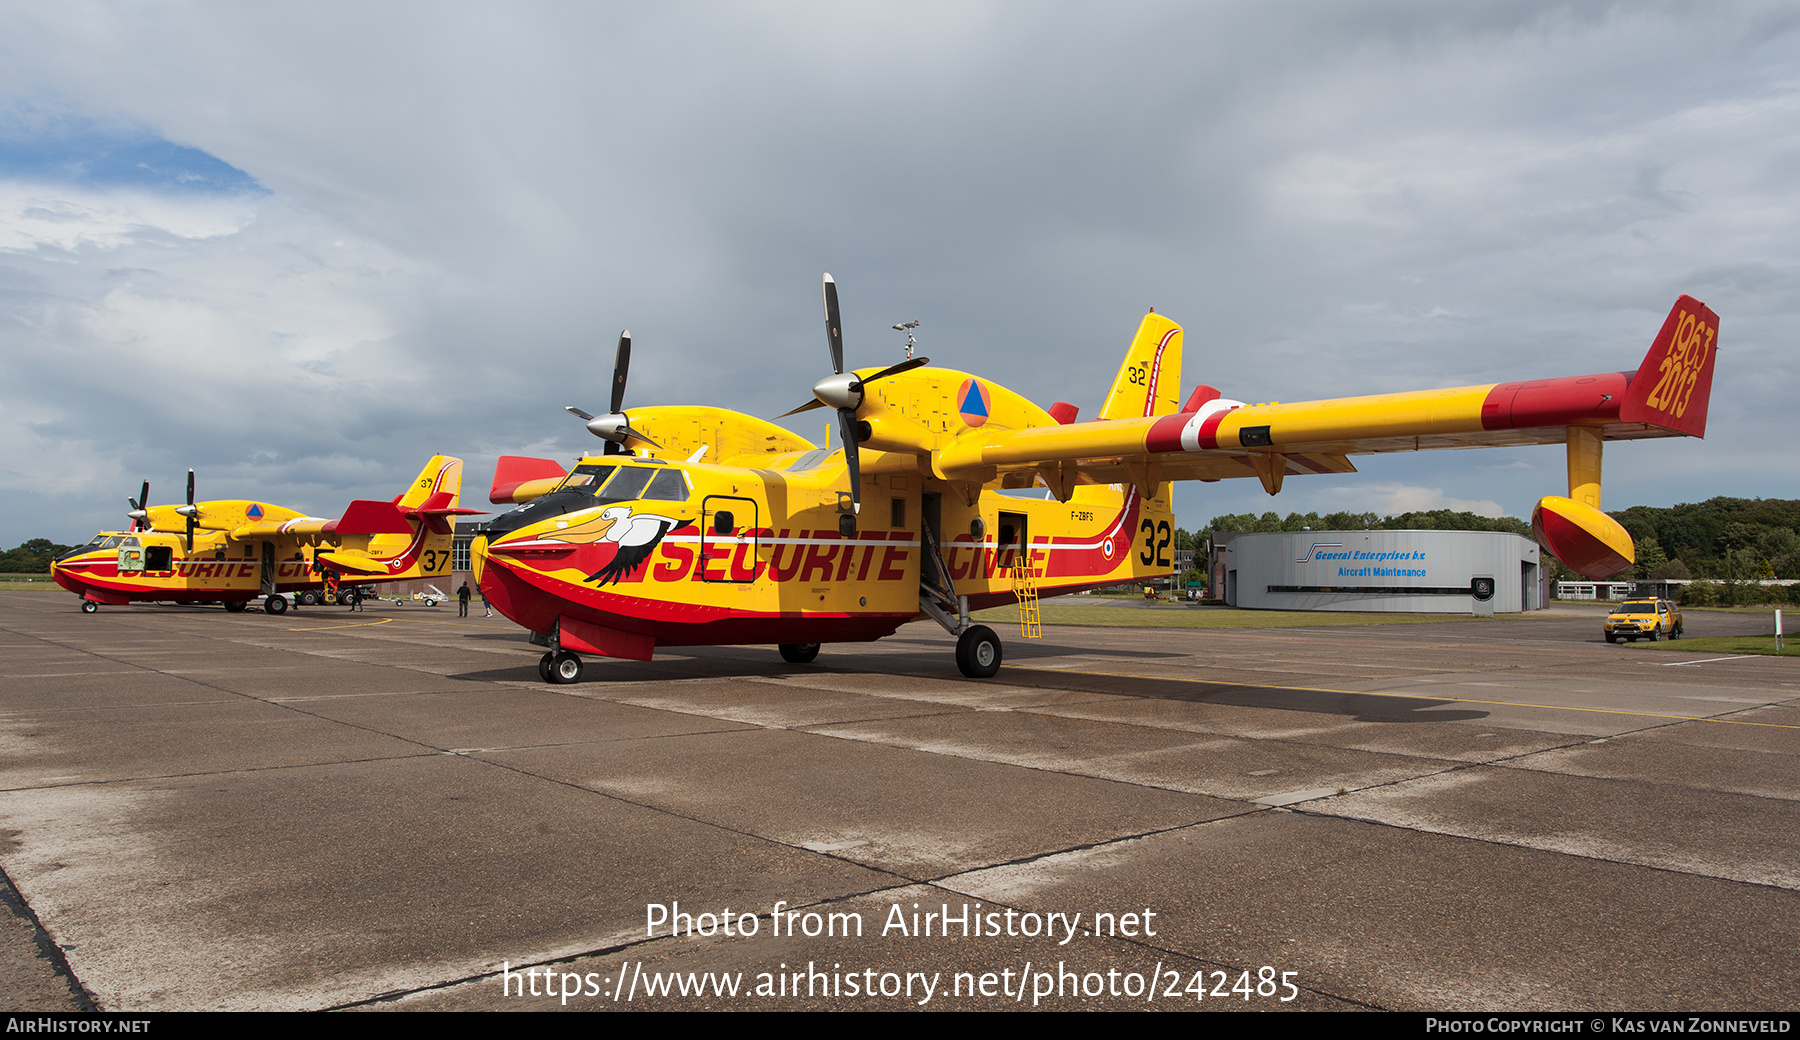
[
  {"x1": 595, "y1": 466, "x2": 654, "y2": 502},
  {"x1": 589, "y1": 466, "x2": 689, "y2": 504},
  {"x1": 100, "y1": 536, "x2": 125, "y2": 549},
  {"x1": 558, "y1": 464, "x2": 619, "y2": 493},
  {"x1": 642, "y1": 468, "x2": 688, "y2": 501}
]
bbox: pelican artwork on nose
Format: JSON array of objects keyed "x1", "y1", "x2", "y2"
[{"x1": 585, "y1": 506, "x2": 686, "y2": 586}]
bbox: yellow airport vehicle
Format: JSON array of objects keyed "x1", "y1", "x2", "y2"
[
  {"x1": 1605, "y1": 598, "x2": 1683, "y2": 642},
  {"x1": 476, "y1": 277, "x2": 1718, "y2": 683},
  {"x1": 52, "y1": 456, "x2": 478, "y2": 615}
]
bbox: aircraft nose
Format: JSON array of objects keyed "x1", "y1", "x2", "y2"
[{"x1": 477, "y1": 490, "x2": 595, "y2": 540}]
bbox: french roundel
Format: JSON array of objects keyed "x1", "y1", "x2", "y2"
[
  {"x1": 958, "y1": 378, "x2": 991, "y2": 428},
  {"x1": 1102, "y1": 537, "x2": 1115, "y2": 560}
]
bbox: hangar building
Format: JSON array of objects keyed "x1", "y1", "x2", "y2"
[{"x1": 1209, "y1": 530, "x2": 1546, "y2": 613}]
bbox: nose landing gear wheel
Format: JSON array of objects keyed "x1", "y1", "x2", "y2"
[
  {"x1": 538, "y1": 652, "x2": 555, "y2": 683},
  {"x1": 80, "y1": 600, "x2": 98, "y2": 614},
  {"x1": 547, "y1": 650, "x2": 584, "y2": 684},
  {"x1": 779, "y1": 643, "x2": 821, "y2": 663},
  {"x1": 224, "y1": 600, "x2": 247, "y2": 613},
  {"x1": 955, "y1": 624, "x2": 1002, "y2": 679}
]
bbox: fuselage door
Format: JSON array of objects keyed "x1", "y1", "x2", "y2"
[
  {"x1": 261, "y1": 542, "x2": 276, "y2": 594},
  {"x1": 118, "y1": 537, "x2": 145, "y2": 573},
  {"x1": 998, "y1": 511, "x2": 1028, "y2": 572},
  {"x1": 701, "y1": 495, "x2": 760, "y2": 584}
]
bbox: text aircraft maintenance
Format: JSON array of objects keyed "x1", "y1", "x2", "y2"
[
  {"x1": 475, "y1": 276, "x2": 1718, "y2": 684},
  {"x1": 52, "y1": 456, "x2": 479, "y2": 614}
]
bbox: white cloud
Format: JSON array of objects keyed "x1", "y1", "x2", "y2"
[{"x1": 0, "y1": 182, "x2": 259, "y2": 252}]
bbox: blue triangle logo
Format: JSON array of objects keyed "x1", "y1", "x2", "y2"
[
  {"x1": 961, "y1": 383, "x2": 988, "y2": 417},
  {"x1": 247, "y1": 504, "x2": 264, "y2": 519}
]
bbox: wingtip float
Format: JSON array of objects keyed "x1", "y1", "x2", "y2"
[{"x1": 476, "y1": 278, "x2": 1717, "y2": 683}]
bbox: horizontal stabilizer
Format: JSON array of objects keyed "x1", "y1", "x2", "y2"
[
  {"x1": 491, "y1": 456, "x2": 568, "y2": 504},
  {"x1": 315, "y1": 551, "x2": 391, "y2": 576},
  {"x1": 328, "y1": 500, "x2": 415, "y2": 535}
]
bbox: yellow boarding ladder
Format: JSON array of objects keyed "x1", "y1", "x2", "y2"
[{"x1": 1011, "y1": 548, "x2": 1042, "y2": 639}]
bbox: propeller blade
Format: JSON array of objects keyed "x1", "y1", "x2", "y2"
[
  {"x1": 186, "y1": 469, "x2": 195, "y2": 505},
  {"x1": 777, "y1": 398, "x2": 828, "y2": 419},
  {"x1": 185, "y1": 469, "x2": 196, "y2": 552},
  {"x1": 610, "y1": 331, "x2": 631, "y2": 415},
  {"x1": 837, "y1": 408, "x2": 861, "y2": 517},
  {"x1": 856, "y1": 356, "x2": 930, "y2": 387},
  {"x1": 618, "y1": 424, "x2": 661, "y2": 449},
  {"x1": 565, "y1": 406, "x2": 596, "y2": 421},
  {"x1": 822, "y1": 274, "x2": 844, "y2": 375}
]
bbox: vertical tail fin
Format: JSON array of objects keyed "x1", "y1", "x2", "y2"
[
  {"x1": 1098, "y1": 313, "x2": 1184, "y2": 420},
  {"x1": 1619, "y1": 295, "x2": 1719, "y2": 438},
  {"x1": 399, "y1": 455, "x2": 465, "y2": 512}
]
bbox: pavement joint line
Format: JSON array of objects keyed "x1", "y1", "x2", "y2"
[
  {"x1": 0, "y1": 620, "x2": 632, "y2": 777},
  {"x1": 284, "y1": 618, "x2": 394, "y2": 631},
  {"x1": 917, "y1": 812, "x2": 1387, "y2": 1011},
  {"x1": 1002, "y1": 665, "x2": 1800, "y2": 730},
  {"x1": 0, "y1": 752, "x2": 447, "y2": 793},
  {"x1": 0, "y1": 862, "x2": 94, "y2": 1012},
  {"x1": 1295, "y1": 800, "x2": 1800, "y2": 895},
  {"x1": 1661, "y1": 655, "x2": 1762, "y2": 666},
  {"x1": 452, "y1": 745, "x2": 932, "y2": 884}
]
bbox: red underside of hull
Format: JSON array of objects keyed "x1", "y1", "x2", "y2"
[
  {"x1": 481, "y1": 558, "x2": 912, "y2": 647},
  {"x1": 482, "y1": 556, "x2": 1147, "y2": 652},
  {"x1": 52, "y1": 566, "x2": 389, "y2": 604}
]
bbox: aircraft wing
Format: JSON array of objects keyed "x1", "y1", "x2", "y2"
[{"x1": 936, "y1": 296, "x2": 1719, "y2": 498}]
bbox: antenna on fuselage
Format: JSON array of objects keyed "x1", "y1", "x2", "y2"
[{"x1": 892, "y1": 320, "x2": 921, "y2": 360}]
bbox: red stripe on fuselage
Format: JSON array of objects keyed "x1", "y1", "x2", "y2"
[
  {"x1": 1145, "y1": 413, "x2": 1188, "y2": 454},
  {"x1": 1480, "y1": 372, "x2": 1630, "y2": 430}
]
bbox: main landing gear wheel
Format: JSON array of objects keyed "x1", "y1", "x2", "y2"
[
  {"x1": 80, "y1": 600, "x2": 98, "y2": 614},
  {"x1": 224, "y1": 600, "x2": 247, "y2": 613},
  {"x1": 538, "y1": 652, "x2": 555, "y2": 683},
  {"x1": 547, "y1": 650, "x2": 584, "y2": 684},
  {"x1": 779, "y1": 643, "x2": 821, "y2": 664},
  {"x1": 955, "y1": 625, "x2": 1002, "y2": 679},
  {"x1": 264, "y1": 595, "x2": 289, "y2": 616}
]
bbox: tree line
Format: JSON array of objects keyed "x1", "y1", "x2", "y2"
[{"x1": 0, "y1": 539, "x2": 76, "y2": 573}]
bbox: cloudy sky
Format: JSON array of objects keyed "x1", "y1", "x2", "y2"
[{"x1": 1, "y1": 1, "x2": 1795, "y2": 545}]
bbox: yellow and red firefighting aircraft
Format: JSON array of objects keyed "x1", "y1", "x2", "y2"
[
  {"x1": 53, "y1": 456, "x2": 478, "y2": 614},
  {"x1": 475, "y1": 276, "x2": 1718, "y2": 684}
]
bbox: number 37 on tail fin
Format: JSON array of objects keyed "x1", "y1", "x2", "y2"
[{"x1": 476, "y1": 278, "x2": 1716, "y2": 683}]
